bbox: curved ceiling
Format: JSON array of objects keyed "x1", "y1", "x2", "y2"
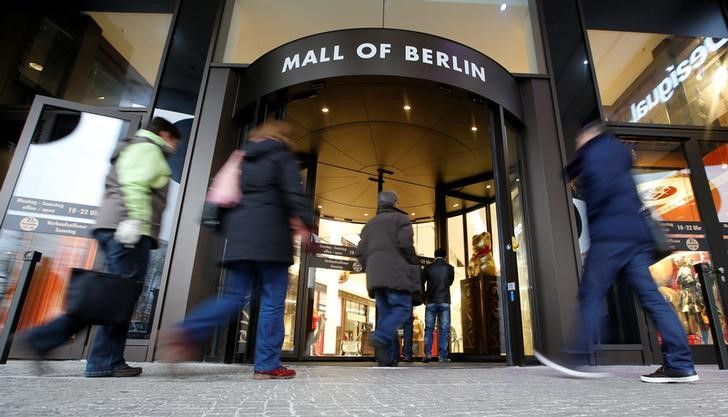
[{"x1": 285, "y1": 76, "x2": 496, "y2": 223}]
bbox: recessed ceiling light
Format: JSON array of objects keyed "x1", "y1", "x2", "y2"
[
  {"x1": 486, "y1": 185, "x2": 491, "y2": 189},
  {"x1": 403, "y1": 105, "x2": 411, "y2": 111},
  {"x1": 317, "y1": 205, "x2": 322, "y2": 209},
  {"x1": 321, "y1": 107, "x2": 329, "y2": 113},
  {"x1": 28, "y1": 62, "x2": 44, "y2": 71},
  {"x1": 516, "y1": 178, "x2": 520, "y2": 182},
  {"x1": 97, "y1": 96, "x2": 105, "y2": 100},
  {"x1": 583, "y1": 60, "x2": 589, "y2": 65},
  {"x1": 471, "y1": 126, "x2": 478, "y2": 132},
  {"x1": 364, "y1": 213, "x2": 369, "y2": 216},
  {"x1": 500, "y1": 3, "x2": 507, "y2": 12},
  {"x1": 452, "y1": 203, "x2": 459, "y2": 208},
  {"x1": 411, "y1": 212, "x2": 415, "y2": 216}
]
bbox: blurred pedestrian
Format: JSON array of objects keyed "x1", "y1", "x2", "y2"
[
  {"x1": 25, "y1": 117, "x2": 180, "y2": 377},
  {"x1": 421, "y1": 248, "x2": 454, "y2": 363},
  {"x1": 535, "y1": 119, "x2": 698, "y2": 383},
  {"x1": 356, "y1": 191, "x2": 421, "y2": 366},
  {"x1": 159, "y1": 120, "x2": 314, "y2": 380}
]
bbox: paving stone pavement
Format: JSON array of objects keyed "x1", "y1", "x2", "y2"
[{"x1": 0, "y1": 360, "x2": 726, "y2": 416}]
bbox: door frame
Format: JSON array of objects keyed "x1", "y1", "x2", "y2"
[
  {"x1": 0, "y1": 96, "x2": 142, "y2": 360},
  {"x1": 611, "y1": 123, "x2": 728, "y2": 365}
]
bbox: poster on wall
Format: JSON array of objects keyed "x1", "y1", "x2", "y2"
[{"x1": 2, "y1": 112, "x2": 126, "y2": 237}]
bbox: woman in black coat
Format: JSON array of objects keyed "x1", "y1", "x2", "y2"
[{"x1": 162, "y1": 120, "x2": 314, "y2": 380}]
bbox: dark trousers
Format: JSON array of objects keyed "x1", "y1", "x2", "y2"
[
  {"x1": 402, "y1": 313, "x2": 414, "y2": 358},
  {"x1": 575, "y1": 240, "x2": 694, "y2": 371},
  {"x1": 29, "y1": 230, "x2": 151, "y2": 376},
  {"x1": 373, "y1": 288, "x2": 412, "y2": 363}
]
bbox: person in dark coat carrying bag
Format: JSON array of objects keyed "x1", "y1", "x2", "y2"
[
  {"x1": 24, "y1": 117, "x2": 180, "y2": 377},
  {"x1": 160, "y1": 120, "x2": 315, "y2": 380},
  {"x1": 356, "y1": 191, "x2": 421, "y2": 366},
  {"x1": 535, "y1": 120, "x2": 698, "y2": 383}
]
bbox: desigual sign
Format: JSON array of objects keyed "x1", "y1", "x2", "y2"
[
  {"x1": 629, "y1": 37, "x2": 728, "y2": 123},
  {"x1": 238, "y1": 28, "x2": 522, "y2": 120}
]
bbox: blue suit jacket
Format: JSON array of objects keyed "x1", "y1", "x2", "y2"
[{"x1": 565, "y1": 133, "x2": 651, "y2": 244}]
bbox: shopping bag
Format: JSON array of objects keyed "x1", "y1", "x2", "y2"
[
  {"x1": 206, "y1": 150, "x2": 244, "y2": 208},
  {"x1": 65, "y1": 269, "x2": 143, "y2": 326},
  {"x1": 640, "y1": 206, "x2": 674, "y2": 262}
]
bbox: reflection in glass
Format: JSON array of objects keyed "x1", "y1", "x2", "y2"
[
  {"x1": 626, "y1": 139, "x2": 717, "y2": 345},
  {"x1": 0, "y1": 10, "x2": 172, "y2": 108},
  {"x1": 589, "y1": 30, "x2": 728, "y2": 127},
  {"x1": 697, "y1": 141, "x2": 728, "y2": 344},
  {"x1": 506, "y1": 124, "x2": 534, "y2": 355}
]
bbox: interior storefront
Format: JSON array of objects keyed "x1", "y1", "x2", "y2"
[
  {"x1": 0, "y1": 0, "x2": 726, "y2": 369},
  {"x1": 217, "y1": 73, "x2": 534, "y2": 363}
]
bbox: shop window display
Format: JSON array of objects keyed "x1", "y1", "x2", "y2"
[{"x1": 629, "y1": 140, "x2": 726, "y2": 345}]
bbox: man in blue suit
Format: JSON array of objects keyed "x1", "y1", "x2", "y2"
[{"x1": 536, "y1": 120, "x2": 698, "y2": 383}]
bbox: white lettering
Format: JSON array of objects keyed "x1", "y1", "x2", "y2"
[
  {"x1": 705, "y1": 37, "x2": 728, "y2": 52},
  {"x1": 689, "y1": 45, "x2": 708, "y2": 69},
  {"x1": 464, "y1": 58, "x2": 470, "y2": 75},
  {"x1": 380, "y1": 43, "x2": 391, "y2": 59},
  {"x1": 657, "y1": 77, "x2": 674, "y2": 102},
  {"x1": 282, "y1": 54, "x2": 300, "y2": 73},
  {"x1": 405, "y1": 45, "x2": 419, "y2": 61},
  {"x1": 676, "y1": 60, "x2": 691, "y2": 82},
  {"x1": 422, "y1": 48, "x2": 433, "y2": 64},
  {"x1": 471, "y1": 63, "x2": 486, "y2": 82},
  {"x1": 629, "y1": 37, "x2": 727, "y2": 122},
  {"x1": 436, "y1": 51, "x2": 450, "y2": 68},
  {"x1": 319, "y1": 47, "x2": 330, "y2": 63},
  {"x1": 452, "y1": 56, "x2": 462, "y2": 72},
  {"x1": 357, "y1": 43, "x2": 377, "y2": 59},
  {"x1": 333, "y1": 45, "x2": 344, "y2": 60},
  {"x1": 301, "y1": 50, "x2": 317, "y2": 67}
]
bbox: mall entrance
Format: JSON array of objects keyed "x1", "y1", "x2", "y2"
[{"x1": 217, "y1": 74, "x2": 534, "y2": 365}]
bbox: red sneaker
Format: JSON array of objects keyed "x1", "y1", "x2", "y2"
[{"x1": 253, "y1": 366, "x2": 297, "y2": 380}]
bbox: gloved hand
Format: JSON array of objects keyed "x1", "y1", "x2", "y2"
[{"x1": 114, "y1": 219, "x2": 143, "y2": 245}]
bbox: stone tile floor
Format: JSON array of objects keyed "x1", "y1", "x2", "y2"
[{"x1": 0, "y1": 360, "x2": 726, "y2": 416}]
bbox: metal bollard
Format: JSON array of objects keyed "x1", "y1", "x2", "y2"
[
  {"x1": 693, "y1": 263, "x2": 728, "y2": 370},
  {"x1": 0, "y1": 251, "x2": 42, "y2": 364}
]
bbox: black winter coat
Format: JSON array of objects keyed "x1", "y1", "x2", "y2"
[
  {"x1": 220, "y1": 139, "x2": 313, "y2": 265},
  {"x1": 565, "y1": 132, "x2": 651, "y2": 244},
  {"x1": 422, "y1": 258, "x2": 455, "y2": 304},
  {"x1": 356, "y1": 206, "x2": 421, "y2": 295}
]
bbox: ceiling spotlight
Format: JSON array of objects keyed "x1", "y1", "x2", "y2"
[
  {"x1": 471, "y1": 126, "x2": 478, "y2": 132},
  {"x1": 403, "y1": 105, "x2": 411, "y2": 111},
  {"x1": 486, "y1": 185, "x2": 491, "y2": 189},
  {"x1": 321, "y1": 107, "x2": 330, "y2": 113},
  {"x1": 500, "y1": 3, "x2": 507, "y2": 12},
  {"x1": 97, "y1": 96, "x2": 105, "y2": 100},
  {"x1": 364, "y1": 213, "x2": 369, "y2": 216},
  {"x1": 452, "y1": 203, "x2": 459, "y2": 208},
  {"x1": 317, "y1": 205, "x2": 322, "y2": 209},
  {"x1": 28, "y1": 62, "x2": 44, "y2": 71},
  {"x1": 583, "y1": 60, "x2": 589, "y2": 65},
  {"x1": 411, "y1": 212, "x2": 416, "y2": 216}
]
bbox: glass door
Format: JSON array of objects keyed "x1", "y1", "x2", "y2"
[
  {"x1": 617, "y1": 133, "x2": 728, "y2": 364},
  {"x1": 0, "y1": 96, "x2": 141, "y2": 360}
]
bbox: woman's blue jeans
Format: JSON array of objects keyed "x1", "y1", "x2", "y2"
[{"x1": 179, "y1": 261, "x2": 289, "y2": 372}]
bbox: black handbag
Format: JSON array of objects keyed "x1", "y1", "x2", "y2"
[
  {"x1": 640, "y1": 206, "x2": 674, "y2": 261},
  {"x1": 65, "y1": 269, "x2": 143, "y2": 326},
  {"x1": 200, "y1": 201, "x2": 222, "y2": 231}
]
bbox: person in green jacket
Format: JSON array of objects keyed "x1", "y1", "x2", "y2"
[{"x1": 25, "y1": 117, "x2": 180, "y2": 378}]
